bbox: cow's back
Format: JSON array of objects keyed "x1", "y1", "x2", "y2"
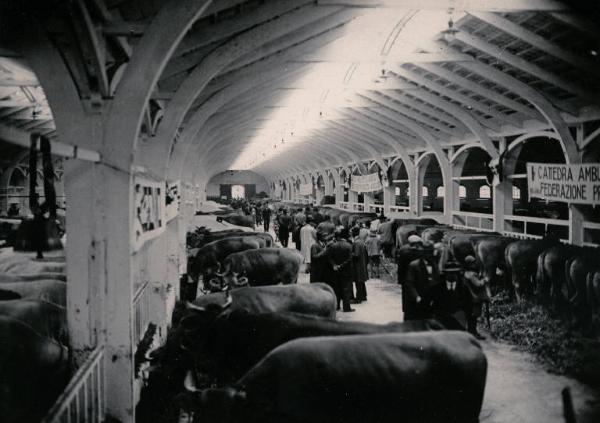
[
  {"x1": 237, "y1": 331, "x2": 486, "y2": 423},
  {"x1": 0, "y1": 280, "x2": 66, "y2": 306},
  {"x1": 0, "y1": 299, "x2": 67, "y2": 344}
]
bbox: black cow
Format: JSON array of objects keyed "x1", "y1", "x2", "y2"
[
  {"x1": 188, "y1": 236, "x2": 263, "y2": 288},
  {"x1": 187, "y1": 331, "x2": 487, "y2": 423},
  {"x1": 180, "y1": 309, "x2": 455, "y2": 382},
  {"x1": 0, "y1": 316, "x2": 69, "y2": 423},
  {"x1": 217, "y1": 214, "x2": 255, "y2": 229},
  {"x1": 0, "y1": 299, "x2": 67, "y2": 344},
  {"x1": 218, "y1": 248, "x2": 303, "y2": 289},
  {"x1": 0, "y1": 280, "x2": 66, "y2": 306}
]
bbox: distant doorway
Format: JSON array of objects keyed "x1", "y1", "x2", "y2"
[{"x1": 232, "y1": 185, "x2": 245, "y2": 199}]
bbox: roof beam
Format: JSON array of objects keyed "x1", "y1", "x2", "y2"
[
  {"x1": 292, "y1": 52, "x2": 476, "y2": 63},
  {"x1": 174, "y1": 0, "x2": 314, "y2": 57},
  {"x1": 468, "y1": 12, "x2": 600, "y2": 76},
  {"x1": 414, "y1": 62, "x2": 541, "y2": 120},
  {"x1": 317, "y1": 0, "x2": 570, "y2": 11},
  {"x1": 393, "y1": 66, "x2": 517, "y2": 128},
  {"x1": 453, "y1": 30, "x2": 599, "y2": 103}
]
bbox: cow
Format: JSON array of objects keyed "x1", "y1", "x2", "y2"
[
  {"x1": 190, "y1": 283, "x2": 336, "y2": 319},
  {"x1": 565, "y1": 253, "x2": 600, "y2": 327},
  {"x1": 0, "y1": 280, "x2": 66, "y2": 306},
  {"x1": 180, "y1": 309, "x2": 461, "y2": 383},
  {"x1": 447, "y1": 233, "x2": 501, "y2": 266},
  {"x1": 0, "y1": 289, "x2": 21, "y2": 300},
  {"x1": 186, "y1": 331, "x2": 487, "y2": 423},
  {"x1": 505, "y1": 238, "x2": 559, "y2": 301},
  {"x1": 588, "y1": 269, "x2": 600, "y2": 330},
  {"x1": 0, "y1": 255, "x2": 66, "y2": 275},
  {"x1": 421, "y1": 226, "x2": 451, "y2": 245},
  {"x1": 0, "y1": 299, "x2": 67, "y2": 344},
  {"x1": 0, "y1": 272, "x2": 67, "y2": 282},
  {"x1": 188, "y1": 230, "x2": 273, "y2": 250},
  {"x1": 0, "y1": 316, "x2": 69, "y2": 423},
  {"x1": 471, "y1": 236, "x2": 512, "y2": 287},
  {"x1": 217, "y1": 248, "x2": 303, "y2": 289},
  {"x1": 535, "y1": 245, "x2": 586, "y2": 311},
  {"x1": 188, "y1": 236, "x2": 263, "y2": 289},
  {"x1": 216, "y1": 214, "x2": 255, "y2": 229},
  {"x1": 187, "y1": 228, "x2": 245, "y2": 249}
]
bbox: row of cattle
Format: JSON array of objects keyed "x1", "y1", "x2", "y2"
[
  {"x1": 187, "y1": 225, "x2": 304, "y2": 293},
  {"x1": 0, "y1": 253, "x2": 69, "y2": 423},
  {"x1": 391, "y1": 221, "x2": 600, "y2": 331},
  {"x1": 281, "y1": 202, "x2": 600, "y2": 331},
  {"x1": 141, "y1": 283, "x2": 487, "y2": 423}
]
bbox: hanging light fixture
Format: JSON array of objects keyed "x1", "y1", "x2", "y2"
[{"x1": 441, "y1": 12, "x2": 459, "y2": 43}]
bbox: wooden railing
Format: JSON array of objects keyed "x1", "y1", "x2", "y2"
[
  {"x1": 42, "y1": 346, "x2": 106, "y2": 423},
  {"x1": 388, "y1": 205, "x2": 410, "y2": 214},
  {"x1": 452, "y1": 211, "x2": 495, "y2": 232},
  {"x1": 368, "y1": 204, "x2": 384, "y2": 213},
  {"x1": 503, "y1": 214, "x2": 569, "y2": 241},
  {"x1": 583, "y1": 221, "x2": 600, "y2": 247},
  {"x1": 338, "y1": 201, "x2": 350, "y2": 210},
  {"x1": 133, "y1": 280, "x2": 151, "y2": 345}
]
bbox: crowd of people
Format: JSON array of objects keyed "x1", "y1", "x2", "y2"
[{"x1": 225, "y1": 199, "x2": 488, "y2": 337}]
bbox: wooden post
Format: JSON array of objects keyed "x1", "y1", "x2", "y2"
[
  {"x1": 29, "y1": 133, "x2": 39, "y2": 212},
  {"x1": 41, "y1": 135, "x2": 57, "y2": 218}
]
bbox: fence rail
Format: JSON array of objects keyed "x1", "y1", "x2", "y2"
[
  {"x1": 133, "y1": 280, "x2": 151, "y2": 345},
  {"x1": 389, "y1": 205, "x2": 410, "y2": 214},
  {"x1": 42, "y1": 346, "x2": 105, "y2": 423},
  {"x1": 452, "y1": 211, "x2": 494, "y2": 232},
  {"x1": 504, "y1": 214, "x2": 569, "y2": 241}
]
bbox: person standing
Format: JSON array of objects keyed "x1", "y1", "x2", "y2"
[
  {"x1": 461, "y1": 255, "x2": 489, "y2": 340},
  {"x1": 351, "y1": 227, "x2": 368, "y2": 303},
  {"x1": 310, "y1": 233, "x2": 331, "y2": 284},
  {"x1": 277, "y1": 209, "x2": 292, "y2": 248},
  {"x1": 402, "y1": 253, "x2": 440, "y2": 320},
  {"x1": 300, "y1": 219, "x2": 317, "y2": 273},
  {"x1": 292, "y1": 208, "x2": 307, "y2": 251},
  {"x1": 327, "y1": 228, "x2": 355, "y2": 312},
  {"x1": 365, "y1": 229, "x2": 382, "y2": 278},
  {"x1": 262, "y1": 205, "x2": 272, "y2": 232}
]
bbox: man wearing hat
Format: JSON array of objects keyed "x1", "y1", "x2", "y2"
[
  {"x1": 461, "y1": 255, "x2": 489, "y2": 340},
  {"x1": 402, "y1": 245, "x2": 439, "y2": 320},
  {"x1": 365, "y1": 228, "x2": 382, "y2": 278},
  {"x1": 429, "y1": 260, "x2": 474, "y2": 335},
  {"x1": 395, "y1": 234, "x2": 425, "y2": 286},
  {"x1": 310, "y1": 232, "x2": 332, "y2": 284},
  {"x1": 326, "y1": 227, "x2": 355, "y2": 312},
  {"x1": 300, "y1": 218, "x2": 317, "y2": 272}
]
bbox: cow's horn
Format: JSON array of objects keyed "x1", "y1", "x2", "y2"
[
  {"x1": 185, "y1": 301, "x2": 206, "y2": 312},
  {"x1": 221, "y1": 293, "x2": 233, "y2": 309},
  {"x1": 237, "y1": 276, "x2": 249, "y2": 287},
  {"x1": 183, "y1": 370, "x2": 199, "y2": 393}
]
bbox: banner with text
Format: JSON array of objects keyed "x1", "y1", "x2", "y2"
[
  {"x1": 351, "y1": 172, "x2": 383, "y2": 193},
  {"x1": 527, "y1": 162, "x2": 600, "y2": 205},
  {"x1": 299, "y1": 183, "x2": 313, "y2": 196},
  {"x1": 133, "y1": 175, "x2": 166, "y2": 251}
]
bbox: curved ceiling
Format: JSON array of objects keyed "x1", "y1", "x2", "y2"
[{"x1": 0, "y1": 0, "x2": 599, "y2": 184}]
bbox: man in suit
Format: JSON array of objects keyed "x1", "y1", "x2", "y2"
[
  {"x1": 326, "y1": 228, "x2": 355, "y2": 312},
  {"x1": 402, "y1": 249, "x2": 440, "y2": 320}
]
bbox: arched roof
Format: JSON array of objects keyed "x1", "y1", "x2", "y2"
[{"x1": 0, "y1": 0, "x2": 599, "y2": 184}]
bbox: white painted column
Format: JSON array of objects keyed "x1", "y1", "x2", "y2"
[
  {"x1": 493, "y1": 138, "x2": 509, "y2": 233},
  {"x1": 410, "y1": 165, "x2": 420, "y2": 216},
  {"x1": 382, "y1": 184, "x2": 393, "y2": 215},
  {"x1": 64, "y1": 160, "x2": 105, "y2": 359}
]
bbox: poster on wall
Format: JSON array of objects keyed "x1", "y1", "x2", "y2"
[
  {"x1": 527, "y1": 162, "x2": 600, "y2": 205},
  {"x1": 133, "y1": 175, "x2": 166, "y2": 251},
  {"x1": 299, "y1": 183, "x2": 313, "y2": 196},
  {"x1": 165, "y1": 180, "x2": 181, "y2": 222},
  {"x1": 351, "y1": 173, "x2": 383, "y2": 193}
]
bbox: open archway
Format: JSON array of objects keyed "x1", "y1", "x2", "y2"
[{"x1": 417, "y1": 153, "x2": 444, "y2": 214}]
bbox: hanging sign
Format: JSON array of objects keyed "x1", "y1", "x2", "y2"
[
  {"x1": 133, "y1": 175, "x2": 166, "y2": 251},
  {"x1": 527, "y1": 162, "x2": 600, "y2": 205},
  {"x1": 351, "y1": 172, "x2": 383, "y2": 193},
  {"x1": 165, "y1": 180, "x2": 181, "y2": 222},
  {"x1": 299, "y1": 183, "x2": 313, "y2": 196}
]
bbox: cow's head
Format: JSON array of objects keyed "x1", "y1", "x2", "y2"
[
  {"x1": 215, "y1": 261, "x2": 249, "y2": 290},
  {"x1": 180, "y1": 295, "x2": 233, "y2": 352},
  {"x1": 184, "y1": 370, "x2": 247, "y2": 423}
]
